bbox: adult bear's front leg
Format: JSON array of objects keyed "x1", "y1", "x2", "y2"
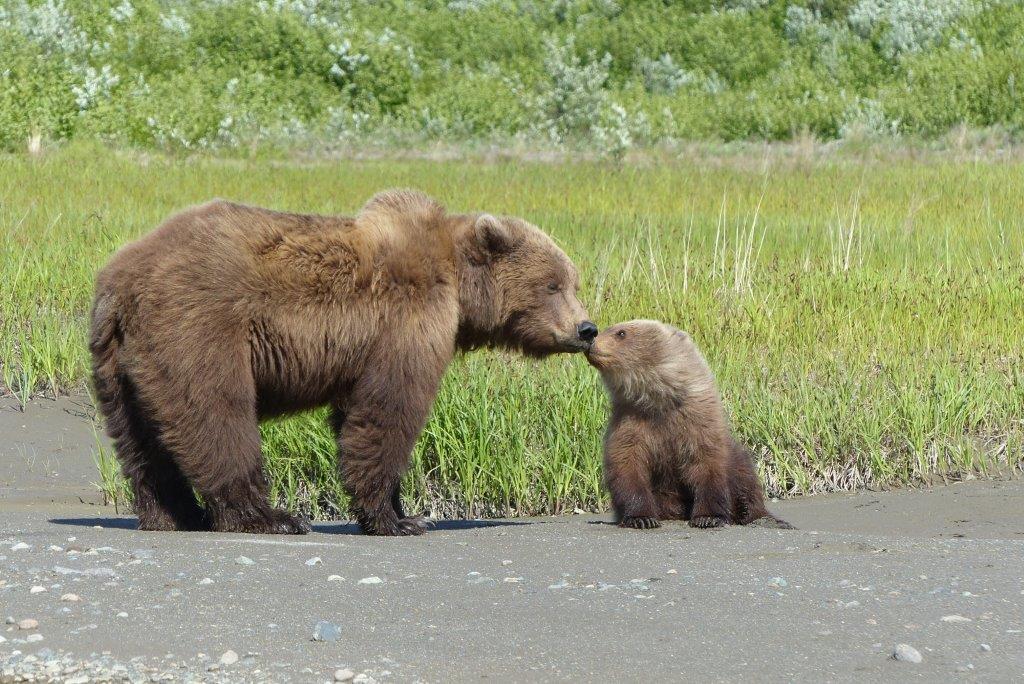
[{"x1": 334, "y1": 360, "x2": 443, "y2": 536}]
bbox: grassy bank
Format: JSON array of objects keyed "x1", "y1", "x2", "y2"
[{"x1": 2, "y1": 145, "x2": 1022, "y2": 518}]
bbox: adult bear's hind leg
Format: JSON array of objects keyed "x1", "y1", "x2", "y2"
[
  {"x1": 105, "y1": 373, "x2": 207, "y2": 531},
  {"x1": 162, "y1": 379, "x2": 310, "y2": 535}
]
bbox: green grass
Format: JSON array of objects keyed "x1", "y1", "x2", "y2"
[{"x1": 2, "y1": 143, "x2": 1023, "y2": 518}]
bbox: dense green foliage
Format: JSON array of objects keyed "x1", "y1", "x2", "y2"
[
  {"x1": 2, "y1": 0, "x2": 1023, "y2": 153},
  {"x1": 3, "y1": 146, "x2": 1022, "y2": 517}
]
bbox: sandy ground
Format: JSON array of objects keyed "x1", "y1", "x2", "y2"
[{"x1": 1, "y1": 396, "x2": 1023, "y2": 682}]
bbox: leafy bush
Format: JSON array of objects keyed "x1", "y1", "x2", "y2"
[{"x1": 1, "y1": 0, "x2": 1022, "y2": 153}]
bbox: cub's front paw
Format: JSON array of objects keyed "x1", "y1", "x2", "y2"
[
  {"x1": 689, "y1": 515, "x2": 728, "y2": 529},
  {"x1": 620, "y1": 516, "x2": 661, "y2": 530}
]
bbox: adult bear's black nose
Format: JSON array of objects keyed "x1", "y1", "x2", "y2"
[{"x1": 577, "y1": 321, "x2": 598, "y2": 343}]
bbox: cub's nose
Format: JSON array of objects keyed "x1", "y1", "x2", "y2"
[{"x1": 577, "y1": 321, "x2": 598, "y2": 343}]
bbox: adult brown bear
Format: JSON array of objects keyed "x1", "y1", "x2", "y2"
[{"x1": 89, "y1": 190, "x2": 597, "y2": 536}]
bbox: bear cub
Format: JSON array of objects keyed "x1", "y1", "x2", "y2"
[{"x1": 586, "y1": 320, "x2": 791, "y2": 530}]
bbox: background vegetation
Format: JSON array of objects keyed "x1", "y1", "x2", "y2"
[
  {"x1": 2, "y1": 0, "x2": 1024, "y2": 156},
  {"x1": 3, "y1": 146, "x2": 1022, "y2": 517}
]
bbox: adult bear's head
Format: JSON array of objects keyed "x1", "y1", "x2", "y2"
[{"x1": 456, "y1": 213, "x2": 596, "y2": 358}]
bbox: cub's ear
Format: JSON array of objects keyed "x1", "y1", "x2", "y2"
[{"x1": 474, "y1": 214, "x2": 513, "y2": 256}]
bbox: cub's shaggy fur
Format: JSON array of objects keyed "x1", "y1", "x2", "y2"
[
  {"x1": 586, "y1": 320, "x2": 791, "y2": 530},
  {"x1": 90, "y1": 190, "x2": 595, "y2": 536}
]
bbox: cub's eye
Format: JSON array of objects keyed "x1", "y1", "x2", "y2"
[
  {"x1": 615, "y1": 330, "x2": 627, "y2": 339},
  {"x1": 546, "y1": 283, "x2": 562, "y2": 293}
]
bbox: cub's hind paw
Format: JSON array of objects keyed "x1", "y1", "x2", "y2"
[
  {"x1": 620, "y1": 516, "x2": 661, "y2": 530},
  {"x1": 689, "y1": 515, "x2": 728, "y2": 529}
]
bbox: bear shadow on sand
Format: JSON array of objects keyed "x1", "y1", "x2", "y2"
[{"x1": 48, "y1": 517, "x2": 534, "y2": 535}]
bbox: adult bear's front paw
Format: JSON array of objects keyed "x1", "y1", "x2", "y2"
[
  {"x1": 396, "y1": 515, "x2": 430, "y2": 535},
  {"x1": 270, "y1": 509, "x2": 312, "y2": 535},
  {"x1": 361, "y1": 514, "x2": 428, "y2": 536},
  {"x1": 620, "y1": 515, "x2": 661, "y2": 530},
  {"x1": 689, "y1": 515, "x2": 728, "y2": 529}
]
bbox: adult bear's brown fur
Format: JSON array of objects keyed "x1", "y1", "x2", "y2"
[
  {"x1": 586, "y1": 320, "x2": 791, "y2": 530},
  {"x1": 90, "y1": 190, "x2": 597, "y2": 536}
]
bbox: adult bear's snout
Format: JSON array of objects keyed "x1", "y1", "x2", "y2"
[{"x1": 577, "y1": 321, "x2": 598, "y2": 343}]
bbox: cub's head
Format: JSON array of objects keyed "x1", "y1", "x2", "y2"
[
  {"x1": 457, "y1": 213, "x2": 596, "y2": 357},
  {"x1": 586, "y1": 320, "x2": 714, "y2": 411}
]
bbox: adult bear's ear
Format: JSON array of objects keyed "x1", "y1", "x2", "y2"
[{"x1": 474, "y1": 214, "x2": 512, "y2": 256}]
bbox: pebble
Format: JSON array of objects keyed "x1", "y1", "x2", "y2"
[
  {"x1": 768, "y1": 577, "x2": 788, "y2": 589},
  {"x1": 60, "y1": 594, "x2": 81, "y2": 602},
  {"x1": 10, "y1": 542, "x2": 31, "y2": 551},
  {"x1": 353, "y1": 673, "x2": 376, "y2": 684},
  {"x1": 328, "y1": 575, "x2": 344, "y2": 582},
  {"x1": 305, "y1": 557, "x2": 322, "y2": 566},
  {"x1": 941, "y1": 615, "x2": 972, "y2": 624},
  {"x1": 893, "y1": 644, "x2": 923, "y2": 664},
  {"x1": 334, "y1": 668, "x2": 355, "y2": 682},
  {"x1": 979, "y1": 644, "x2": 991, "y2": 653},
  {"x1": 17, "y1": 619, "x2": 39, "y2": 630},
  {"x1": 26, "y1": 634, "x2": 44, "y2": 643},
  {"x1": 666, "y1": 569, "x2": 677, "y2": 574},
  {"x1": 501, "y1": 560, "x2": 513, "y2": 566},
  {"x1": 116, "y1": 612, "x2": 128, "y2": 618},
  {"x1": 29, "y1": 586, "x2": 47, "y2": 594},
  {"x1": 313, "y1": 621, "x2": 342, "y2": 643},
  {"x1": 219, "y1": 650, "x2": 238, "y2": 666},
  {"x1": 235, "y1": 556, "x2": 255, "y2": 566},
  {"x1": 358, "y1": 576, "x2": 383, "y2": 585},
  {"x1": 199, "y1": 578, "x2": 214, "y2": 585}
]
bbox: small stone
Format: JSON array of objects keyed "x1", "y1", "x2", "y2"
[
  {"x1": 312, "y1": 621, "x2": 341, "y2": 642},
  {"x1": 357, "y1": 576, "x2": 383, "y2": 585},
  {"x1": 666, "y1": 569, "x2": 677, "y2": 574},
  {"x1": 199, "y1": 578, "x2": 213, "y2": 585},
  {"x1": 10, "y1": 542, "x2": 30, "y2": 551},
  {"x1": 941, "y1": 615, "x2": 972, "y2": 624},
  {"x1": 235, "y1": 556, "x2": 255, "y2": 566},
  {"x1": 503, "y1": 577, "x2": 522, "y2": 583},
  {"x1": 353, "y1": 673, "x2": 375, "y2": 684},
  {"x1": 327, "y1": 575, "x2": 343, "y2": 582},
  {"x1": 893, "y1": 644, "x2": 922, "y2": 664},
  {"x1": 116, "y1": 612, "x2": 129, "y2": 618},
  {"x1": 29, "y1": 586, "x2": 46, "y2": 594},
  {"x1": 17, "y1": 619, "x2": 39, "y2": 630},
  {"x1": 26, "y1": 634, "x2": 43, "y2": 643},
  {"x1": 501, "y1": 560, "x2": 513, "y2": 566},
  {"x1": 60, "y1": 594, "x2": 81, "y2": 602},
  {"x1": 768, "y1": 577, "x2": 788, "y2": 588},
  {"x1": 334, "y1": 668, "x2": 355, "y2": 682},
  {"x1": 219, "y1": 650, "x2": 238, "y2": 666},
  {"x1": 305, "y1": 557, "x2": 322, "y2": 566},
  {"x1": 979, "y1": 644, "x2": 991, "y2": 653}
]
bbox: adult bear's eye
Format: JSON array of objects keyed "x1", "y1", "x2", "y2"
[
  {"x1": 616, "y1": 330, "x2": 626, "y2": 339},
  {"x1": 546, "y1": 282, "x2": 561, "y2": 293}
]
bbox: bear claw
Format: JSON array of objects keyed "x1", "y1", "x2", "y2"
[
  {"x1": 620, "y1": 516, "x2": 661, "y2": 530},
  {"x1": 689, "y1": 515, "x2": 728, "y2": 529}
]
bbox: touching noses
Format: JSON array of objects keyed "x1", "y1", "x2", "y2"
[{"x1": 577, "y1": 321, "x2": 598, "y2": 343}]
